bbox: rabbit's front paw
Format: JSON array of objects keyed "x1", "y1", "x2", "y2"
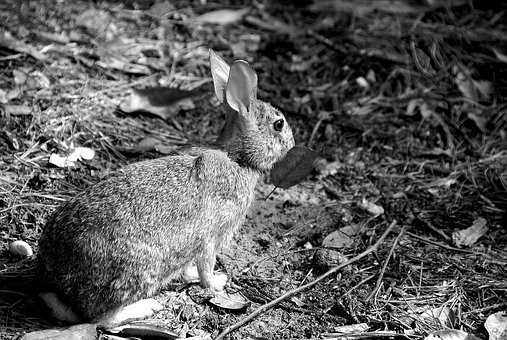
[
  {"x1": 209, "y1": 272, "x2": 228, "y2": 292},
  {"x1": 182, "y1": 264, "x2": 199, "y2": 283}
]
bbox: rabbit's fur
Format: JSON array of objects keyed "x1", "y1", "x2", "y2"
[{"x1": 37, "y1": 50, "x2": 294, "y2": 321}]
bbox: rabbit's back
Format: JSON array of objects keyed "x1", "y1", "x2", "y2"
[{"x1": 38, "y1": 151, "x2": 258, "y2": 319}]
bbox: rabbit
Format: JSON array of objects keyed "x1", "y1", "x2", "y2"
[{"x1": 36, "y1": 49, "x2": 295, "y2": 326}]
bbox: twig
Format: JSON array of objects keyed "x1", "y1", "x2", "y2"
[
  {"x1": 406, "y1": 232, "x2": 474, "y2": 254},
  {"x1": 214, "y1": 220, "x2": 398, "y2": 340},
  {"x1": 416, "y1": 214, "x2": 451, "y2": 241},
  {"x1": 366, "y1": 226, "x2": 407, "y2": 302},
  {"x1": 342, "y1": 274, "x2": 376, "y2": 298}
]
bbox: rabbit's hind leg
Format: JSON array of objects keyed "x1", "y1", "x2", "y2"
[
  {"x1": 39, "y1": 292, "x2": 82, "y2": 324},
  {"x1": 94, "y1": 298, "x2": 163, "y2": 327}
]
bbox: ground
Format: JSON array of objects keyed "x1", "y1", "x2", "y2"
[{"x1": 0, "y1": 1, "x2": 506, "y2": 339}]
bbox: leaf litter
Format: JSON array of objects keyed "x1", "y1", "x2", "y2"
[{"x1": 0, "y1": 0, "x2": 506, "y2": 339}]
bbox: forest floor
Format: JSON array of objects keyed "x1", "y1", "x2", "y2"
[{"x1": 0, "y1": 1, "x2": 506, "y2": 339}]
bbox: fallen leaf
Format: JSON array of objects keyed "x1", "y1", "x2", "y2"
[
  {"x1": 467, "y1": 111, "x2": 487, "y2": 132},
  {"x1": 426, "y1": 177, "x2": 457, "y2": 189},
  {"x1": 424, "y1": 329, "x2": 480, "y2": 340},
  {"x1": 454, "y1": 65, "x2": 493, "y2": 102},
  {"x1": 314, "y1": 158, "x2": 342, "y2": 179},
  {"x1": 0, "y1": 89, "x2": 7, "y2": 104},
  {"x1": 313, "y1": 249, "x2": 349, "y2": 271},
  {"x1": 358, "y1": 198, "x2": 384, "y2": 216},
  {"x1": 485, "y1": 311, "x2": 507, "y2": 340},
  {"x1": 13, "y1": 69, "x2": 27, "y2": 85},
  {"x1": 73, "y1": 147, "x2": 95, "y2": 161},
  {"x1": 406, "y1": 99, "x2": 434, "y2": 119},
  {"x1": 290, "y1": 297, "x2": 305, "y2": 307},
  {"x1": 194, "y1": 8, "x2": 249, "y2": 25},
  {"x1": 145, "y1": 1, "x2": 174, "y2": 19},
  {"x1": 119, "y1": 87, "x2": 200, "y2": 120},
  {"x1": 95, "y1": 42, "x2": 153, "y2": 74},
  {"x1": 270, "y1": 146, "x2": 319, "y2": 189},
  {"x1": 49, "y1": 147, "x2": 95, "y2": 168},
  {"x1": 106, "y1": 323, "x2": 179, "y2": 339},
  {"x1": 76, "y1": 8, "x2": 117, "y2": 40},
  {"x1": 419, "y1": 306, "x2": 455, "y2": 329},
  {"x1": 49, "y1": 154, "x2": 76, "y2": 168},
  {"x1": 2, "y1": 104, "x2": 32, "y2": 116},
  {"x1": 322, "y1": 223, "x2": 361, "y2": 249},
  {"x1": 21, "y1": 323, "x2": 97, "y2": 340},
  {"x1": 452, "y1": 217, "x2": 488, "y2": 247},
  {"x1": 209, "y1": 291, "x2": 250, "y2": 310},
  {"x1": 9, "y1": 240, "x2": 33, "y2": 257},
  {"x1": 332, "y1": 323, "x2": 369, "y2": 334},
  {"x1": 0, "y1": 30, "x2": 47, "y2": 61},
  {"x1": 492, "y1": 48, "x2": 507, "y2": 63},
  {"x1": 31, "y1": 70, "x2": 51, "y2": 88},
  {"x1": 356, "y1": 76, "x2": 369, "y2": 88}
]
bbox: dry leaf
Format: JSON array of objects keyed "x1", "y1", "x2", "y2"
[
  {"x1": 452, "y1": 217, "x2": 488, "y2": 247},
  {"x1": 120, "y1": 87, "x2": 200, "y2": 120},
  {"x1": 322, "y1": 223, "x2": 361, "y2": 249},
  {"x1": 49, "y1": 147, "x2": 95, "y2": 168},
  {"x1": 106, "y1": 323, "x2": 179, "y2": 339},
  {"x1": 194, "y1": 8, "x2": 249, "y2": 25},
  {"x1": 0, "y1": 89, "x2": 7, "y2": 104},
  {"x1": 9, "y1": 240, "x2": 33, "y2": 257},
  {"x1": 0, "y1": 30, "x2": 47, "y2": 61},
  {"x1": 21, "y1": 323, "x2": 97, "y2": 340},
  {"x1": 485, "y1": 311, "x2": 507, "y2": 340},
  {"x1": 270, "y1": 146, "x2": 318, "y2": 189},
  {"x1": 2, "y1": 104, "x2": 32, "y2": 116},
  {"x1": 145, "y1": 1, "x2": 174, "y2": 19},
  {"x1": 358, "y1": 198, "x2": 384, "y2": 216},
  {"x1": 419, "y1": 306, "x2": 455, "y2": 328},
  {"x1": 314, "y1": 158, "x2": 342, "y2": 179},
  {"x1": 73, "y1": 147, "x2": 95, "y2": 160},
  {"x1": 406, "y1": 99, "x2": 434, "y2": 119},
  {"x1": 310, "y1": 0, "x2": 467, "y2": 16},
  {"x1": 76, "y1": 8, "x2": 116, "y2": 40},
  {"x1": 13, "y1": 69, "x2": 27, "y2": 85},
  {"x1": 492, "y1": 48, "x2": 507, "y2": 63},
  {"x1": 332, "y1": 323, "x2": 369, "y2": 334},
  {"x1": 454, "y1": 66, "x2": 493, "y2": 102},
  {"x1": 209, "y1": 291, "x2": 249, "y2": 310},
  {"x1": 424, "y1": 329, "x2": 480, "y2": 340}
]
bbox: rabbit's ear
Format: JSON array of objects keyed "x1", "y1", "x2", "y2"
[
  {"x1": 209, "y1": 49, "x2": 230, "y2": 103},
  {"x1": 226, "y1": 60, "x2": 258, "y2": 115}
]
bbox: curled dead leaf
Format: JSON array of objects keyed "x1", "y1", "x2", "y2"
[
  {"x1": 106, "y1": 323, "x2": 178, "y2": 339},
  {"x1": 358, "y1": 198, "x2": 384, "y2": 216},
  {"x1": 485, "y1": 311, "x2": 507, "y2": 340},
  {"x1": 270, "y1": 146, "x2": 318, "y2": 189},
  {"x1": 452, "y1": 217, "x2": 488, "y2": 247},
  {"x1": 424, "y1": 329, "x2": 480, "y2": 340},
  {"x1": 119, "y1": 87, "x2": 200, "y2": 120},
  {"x1": 209, "y1": 291, "x2": 250, "y2": 311},
  {"x1": 193, "y1": 8, "x2": 249, "y2": 25}
]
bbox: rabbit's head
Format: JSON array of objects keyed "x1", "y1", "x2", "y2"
[{"x1": 210, "y1": 50, "x2": 295, "y2": 172}]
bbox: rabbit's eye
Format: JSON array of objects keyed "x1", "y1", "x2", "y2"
[{"x1": 273, "y1": 119, "x2": 284, "y2": 132}]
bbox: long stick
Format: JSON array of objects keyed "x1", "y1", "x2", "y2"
[{"x1": 214, "y1": 220, "x2": 398, "y2": 340}]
